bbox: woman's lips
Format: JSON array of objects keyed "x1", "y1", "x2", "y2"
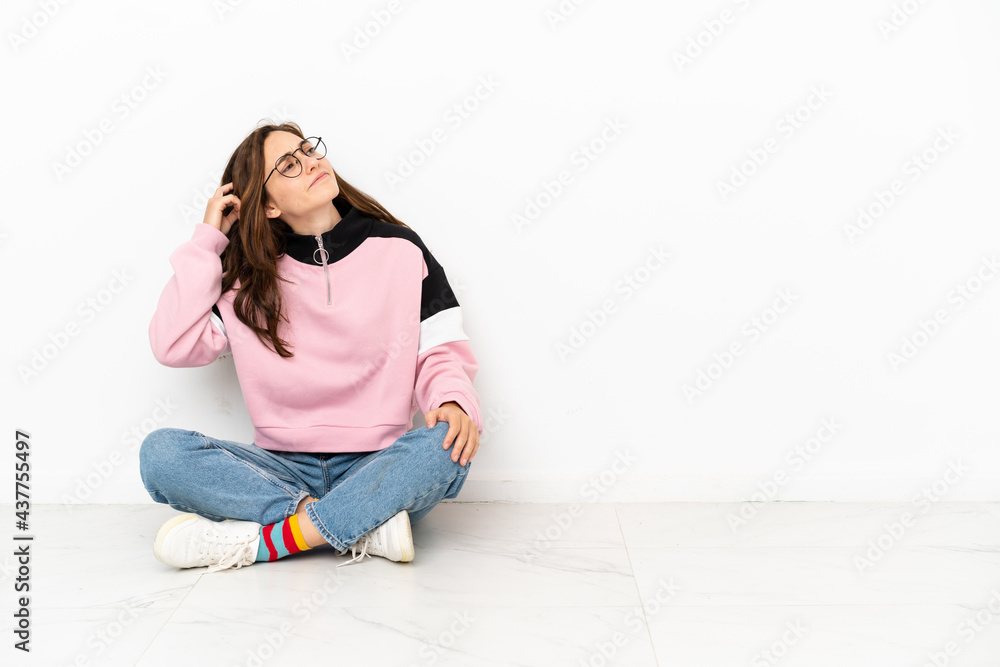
[{"x1": 311, "y1": 172, "x2": 329, "y2": 187}]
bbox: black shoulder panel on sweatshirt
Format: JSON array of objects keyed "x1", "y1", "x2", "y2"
[{"x1": 366, "y1": 221, "x2": 459, "y2": 322}]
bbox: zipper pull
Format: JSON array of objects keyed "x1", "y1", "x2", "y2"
[{"x1": 313, "y1": 236, "x2": 332, "y2": 305}]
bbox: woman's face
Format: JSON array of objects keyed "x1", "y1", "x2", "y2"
[{"x1": 262, "y1": 131, "x2": 339, "y2": 218}]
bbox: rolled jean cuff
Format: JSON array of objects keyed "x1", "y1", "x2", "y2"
[
  {"x1": 283, "y1": 489, "x2": 313, "y2": 522},
  {"x1": 304, "y1": 501, "x2": 348, "y2": 551}
]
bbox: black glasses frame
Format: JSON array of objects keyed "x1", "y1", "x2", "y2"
[{"x1": 263, "y1": 136, "x2": 325, "y2": 186}]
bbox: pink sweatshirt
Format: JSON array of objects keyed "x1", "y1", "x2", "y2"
[{"x1": 148, "y1": 197, "x2": 481, "y2": 453}]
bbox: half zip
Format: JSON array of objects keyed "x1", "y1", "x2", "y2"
[{"x1": 313, "y1": 236, "x2": 332, "y2": 305}]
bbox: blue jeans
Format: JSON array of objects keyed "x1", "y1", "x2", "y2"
[{"x1": 138, "y1": 421, "x2": 471, "y2": 551}]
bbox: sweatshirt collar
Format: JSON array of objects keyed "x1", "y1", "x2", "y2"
[{"x1": 281, "y1": 197, "x2": 372, "y2": 265}]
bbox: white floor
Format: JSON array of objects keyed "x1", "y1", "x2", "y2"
[{"x1": 3, "y1": 501, "x2": 1000, "y2": 666}]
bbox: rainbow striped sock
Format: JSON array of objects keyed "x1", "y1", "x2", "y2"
[{"x1": 255, "y1": 514, "x2": 313, "y2": 562}]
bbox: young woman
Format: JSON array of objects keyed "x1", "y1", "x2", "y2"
[{"x1": 139, "y1": 121, "x2": 482, "y2": 574}]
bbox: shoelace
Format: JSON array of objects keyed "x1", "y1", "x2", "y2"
[
  {"x1": 200, "y1": 532, "x2": 258, "y2": 574},
  {"x1": 336, "y1": 525, "x2": 387, "y2": 568}
]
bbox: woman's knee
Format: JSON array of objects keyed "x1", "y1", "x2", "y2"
[
  {"x1": 138, "y1": 428, "x2": 201, "y2": 479},
  {"x1": 391, "y1": 422, "x2": 469, "y2": 478},
  {"x1": 422, "y1": 423, "x2": 472, "y2": 478}
]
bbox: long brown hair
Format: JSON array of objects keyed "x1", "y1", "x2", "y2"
[{"x1": 218, "y1": 120, "x2": 411, "y2": 358}]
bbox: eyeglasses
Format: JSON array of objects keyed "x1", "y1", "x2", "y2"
[{"x1": 263, "y1": 136, "x2": 327, "y2": 186}]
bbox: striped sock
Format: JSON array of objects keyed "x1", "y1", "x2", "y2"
[{"x1": 255, "y1": 514, "x2": 314, "y2": 562}]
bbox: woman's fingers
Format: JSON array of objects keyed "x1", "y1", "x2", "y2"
[{"x1": 450, "y1": 421, "x2": 478, "y2": 466}]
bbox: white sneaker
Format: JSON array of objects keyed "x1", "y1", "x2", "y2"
[
  {"x1": 337, "y1": 510, "x2": 414, "y2": 567},
  {"x1": 153, "y1": 513, "x2": 261, "y2": 574}
]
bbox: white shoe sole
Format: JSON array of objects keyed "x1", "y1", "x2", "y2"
[
  {"x1": 153, "y1": 513, "x2": 200, "y2": 566},
  {"x1": 392, "y1": 510, "x2": 415, "y2": 562}
]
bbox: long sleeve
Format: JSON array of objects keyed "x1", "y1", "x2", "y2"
[
  {"x1": 413, "y1": 264, "x2": 482, "y2": 435},
  {"x1": 148, "y1": 223, "x2": 232, "y2": 368}
]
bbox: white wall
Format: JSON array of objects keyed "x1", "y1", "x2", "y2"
[{"x1": 3, "y1": 0, "x2": 999, "y2": 505}]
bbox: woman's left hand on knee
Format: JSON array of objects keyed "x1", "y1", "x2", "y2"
[{"x1": 425, "y1": 402, "x2": 479, "y2": 467}]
